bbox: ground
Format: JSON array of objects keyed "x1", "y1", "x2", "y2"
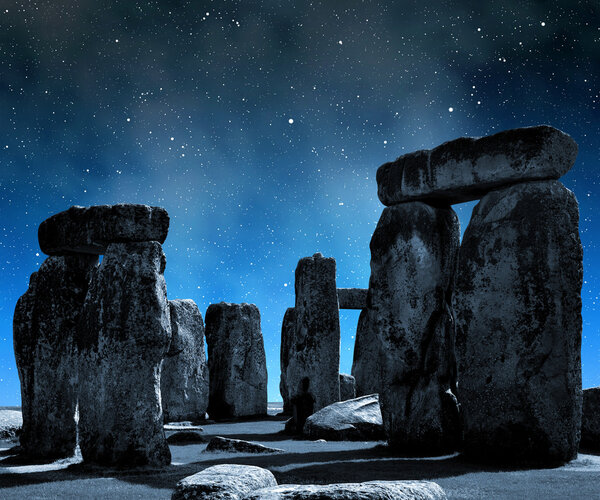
[{"x1": 1, "y1": 406, "x2": 600, "y2": 499}]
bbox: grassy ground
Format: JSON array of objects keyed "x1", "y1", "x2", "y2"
[{"x1": 1, "y1": 409, "x2": 600, "y2": 499}]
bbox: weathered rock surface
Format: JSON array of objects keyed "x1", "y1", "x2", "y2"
[
  {"x1": 246, "y1": 481, "x2": 447, "y2": 500},
  {"x1": 161, "y1": 299, "x2": 209, "y2": 423},
  {"x1": 13, "y1": 255, "x2": 97, "y2": 458},
  {"x1": 454, "y1": 180, "x2": 583, "y2": 465},
  {"x1": 38, "y1": 204, "x2": 170, "y2": 255},
  {"x1": 205, "y1": 436, "x2": 284, "y2": 454},
  {"x1": 369, "y1": 203, "x2": 460, "y2": 454},
  {"x1": 77, "y1": 242, "x2": 171, "y2": 467},
  {"x1": 205, "y1": 302, "x2": 267, "y2": 419},
  {"x1": 279, "y1": 307, "x2": 295, "y2": 415},
  {"x1": 339, "y1": 373, "x2": 356, "y2": 401},
  {"x1": 167, "y1": 431, "x2": 207, "y2": 444},
  {"x1": 351, "y1": 308, "x2": 383, "y2": 397},
  {"x1": 287, "y1": 253, "x2": 340, "y2": 433},
  {"x1": 337, "y1": 288, "x2": 367, "y2": 309},
  {"x1": 303, "y1": 394, "x2": 384, "y2": 441},
  {"x1": 0, "y1": 410, "x2": 22, "y2": 441},
  {"x1": 582, "y1": 387, "x2": 600, "y2": 450},
  {"x1": 172, "y1": 464, "x2": 277, "y2": 500},
  {"x1": 377, "y1": 125, "x2": 578, "y2": 205}
]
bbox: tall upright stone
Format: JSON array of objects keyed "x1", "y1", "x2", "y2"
[
  {"x1": 13, "y1": 255, "x2": 97, "y2": 458},
  {"x1": 77, "y1": 241, "x2": 171, "y2": 467},
  {"x1": 352, "y1": 308, "x2": 383, "y2": 397},
  {"x1": 161, "y1": 299, "x2": 209, "y2": 423},
  {"x1": 279, "y1": 307, "x2": 296, "y2": 415},
  {"x1": 286, "y1": 253, "x2": 340, "y2": 433},
  {"x1": 454, "y1": 180, "x2": 583, "y2": 465},
  {"x1": 369, "y1": 203, "x2": 460, "y2": 454},
  {"x1": 205, "y1": 302, "x2": 267, "y2": 419}
]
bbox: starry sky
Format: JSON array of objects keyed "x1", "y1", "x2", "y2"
[{"x1": 1, "y1": 1, "x2": 599, "y2": 405}]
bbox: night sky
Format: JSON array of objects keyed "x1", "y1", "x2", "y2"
[{"x1": 1, "y1": 1, "x2": 599, "y2": 405}]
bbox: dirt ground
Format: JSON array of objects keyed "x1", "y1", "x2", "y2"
[{"x1": 1, "y1": 408, "x2": 600, "y2": 499}]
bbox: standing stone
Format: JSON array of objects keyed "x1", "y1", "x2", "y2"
[
  {"x1": 581, "y1": 387, "x2": 600, "y2": 450},
  {"x1": 78, "y1": 242, "x2": 171, "y2": 467},
  {"x1": 377, "y1": 125, "x2": 578, "y2": 205},
  {"x1": 205, "y1": 302, "x2": 267, "y2": 419},
  {"x1": 352, "y1": 308, "x2": 383, "y2": 397},
  {"x1": 287, "y1": 253, "x2": 340, "y2": 433},
  {"x1": 454, "y1": 180, "x2": 583, "y2": 465},
  {"x1": 339, "y1": 373, "x2": 356, "y2": 401},
  {"x1": 279, "y1": 307, "x2": 296, "y2": 415},
  {"x1": 161, "y1": 299, "x2": 209, "y2": 423},
  {"x1": 369, "y1": 203, "x2": 460, "y2": 454},
  {"x1": 38, "y1": 204, "x2": 170, "y2": 256},
  {"x1": 13, "y1": 255, "x2": 96, "y2": 458}
]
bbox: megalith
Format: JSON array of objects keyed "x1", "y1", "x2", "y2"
[
  {"x1": 368, "y1": 202, "x2": 460, "y2": 453},
  {"x1": 286, "y1": 253, "x2": 340, "y2": 432},
  {"x1": 13, "y1": 255, "x2": 97, "y2": 458},
  {"x1": 351, "y1": 308, "x2": 383, "y2": 397},
  {"x1": 454, "y1": 180, "x2": 583, "y2": 465},
  {"x1": 581, "y1": 387, "x2": 600, "y2": 450},
  {"x1": 279, "y1": 307, "x2": 296, "y2": 415},
  {"x1": 205, "y1": 302, "x2": 267, "y2": 419},
  {"x1": 77, "y1": 241, "x2": 172, "y2": 466},
  {"x1": 161, "y1": 299, "x2": 209, "y2": 423}
]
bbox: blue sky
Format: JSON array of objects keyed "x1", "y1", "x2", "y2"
[{"x1": 1, "y1": 1, "x2": 598, "y2": 404}]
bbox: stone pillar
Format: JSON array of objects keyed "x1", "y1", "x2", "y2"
[
  {"x1": 286, "y1": 253, "x2": 340, "y2": 433},
  {"x1": 369, "y1": 203, "x2": 460, "y2": 454},
  {"x1": 454, "y1": 180, "x2": 583, "y2": 465},
  {"x1": 351, "y1": 308, "x2": 383, "y2": 397},
  {"x1": 13, "y1": 255, "x2": 96, "y2": 458},
  {"x1": 279, "y1": 307, "x2": 296, "y2": 415},
  {"x1": 161, "y1": 299, "x2": 209, "y2": 423},
  {"x1": 205, "y1": 302, "x2": 267, "y2": 419},
  {"x1": 77, "y1": 242, "x2": 171, "y2": 467}
]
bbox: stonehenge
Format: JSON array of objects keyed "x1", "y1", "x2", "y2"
[
  {"x1": 205, "y1": 302, "x2": 268, "y2": 419},
  {"x1": 12, "y1": 124, "x2": 585, "y2": 470}
]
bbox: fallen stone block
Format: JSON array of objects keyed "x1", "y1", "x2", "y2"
[
  {"x1": 303, "y1": 394, "x2": 384, "y2": 441},
  {"x1": 245, "y1": 480, "x2": 447, "y2": 499},
  {"x1": 204, "y1": 436, "x2": 284, "y2": 454},
  {"x1": 172, "y1": 464, "x2": 277, "y2": 500},
  {"x1": 167, "y1": 431, "x2": 207, "y2": 445}
]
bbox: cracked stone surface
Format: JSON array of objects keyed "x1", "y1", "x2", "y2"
[
  {"x1": 38, "y1": 204, "x2": 169, "y2": 255},
  {"x1": 286, "y1": 253, "x2": 340, "y2": 433},
  {"x1": 454, "y1": 180, "x2": 583, "y2": 465},
  {"x1": 13, "y1": 255, "x2": 97, "y2": 459},
  {"x1": 77, "y1": 241, "x2": 171, "y2": 467},
  {"x1": 377, "y1": 125, "x2": 577, "y2": 205},
  {"x1": 367, "y1": 202, "x2": 460, "y2": 454},
  {"x1": 205, "y1": 302, "x2": 267, "y2": 419},
  {"x1": 161, "y1": 299, "x2": 209, "y2": 423},
  {"x1": 279, "y1": 307, "x2": 296, "y2": 415}
]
